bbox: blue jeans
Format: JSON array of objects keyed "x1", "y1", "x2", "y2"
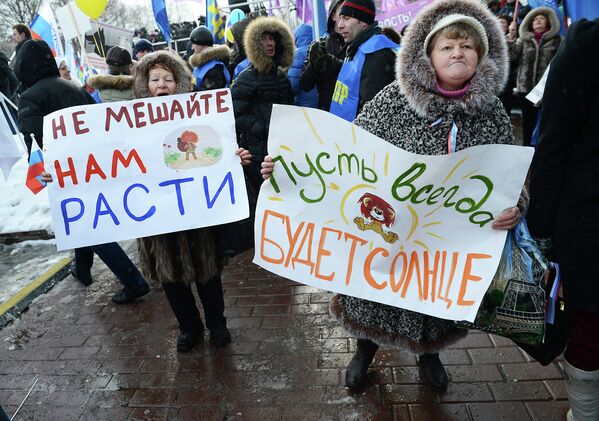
[{"x1": 74, "y1": 242, "x2": 147, "y2": 291}]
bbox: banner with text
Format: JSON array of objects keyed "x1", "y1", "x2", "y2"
[
  {"x1": 43, "y1": 89, "x2": 248, "y2": 251},
  {"x1": 254, "y1": 105, "x2": 533, "y2": 322},
  {"x1": 376, "y1": 0, "x2": 434, "y2": 32}
]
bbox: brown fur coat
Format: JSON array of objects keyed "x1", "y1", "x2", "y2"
[{"x1": 132, "y1": 51, "x2": 222, "y2": 285}]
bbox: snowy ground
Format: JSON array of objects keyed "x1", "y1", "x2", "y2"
[
  {"x1": 0, "y1": 156, "x2": 53, "y2": 234},
  {"x1": 0, "y1": 239, "x2": 71, "y2": 305}
]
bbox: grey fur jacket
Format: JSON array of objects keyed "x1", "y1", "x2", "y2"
[
  {"x1": 86, "y1": 74, "x2": 134, "y2": 102},
  {"x1": 133, "y1": 51, "x2": 223, "y2": 285},
  {"x1": 509, "y1": 7, "x2": 561, "y2": 94},
  {"x1": 330, "y1": 0, "x2": 525, "y2": 353}
]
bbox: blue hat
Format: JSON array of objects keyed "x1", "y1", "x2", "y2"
[{"x1": 133, "y1": 39, "x2": 154, "y2": 57}]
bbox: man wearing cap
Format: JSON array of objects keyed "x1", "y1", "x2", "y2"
[
  {"x1": 188, "y1": 26, "x2": 231, "y2": 91},
  {"x1": 311, "y1": 0, "x2": 398, "y2": 121},
  {"x1": 133, "y1": 39, "x2": 154, "y2": 61},
  {"x1": 86, "y1": 46, "x2": 135, "y2": 103}
]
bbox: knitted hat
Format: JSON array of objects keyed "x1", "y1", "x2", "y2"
[
  {"x1": 133, "y1": 39, "x2": 154, "y2": 57},
  {"x1": 423, "y1": 14, "x2": 489, "y2": 59},
  {"x1": 339, "y1": 0, "x2": 376, "y2": 25}
]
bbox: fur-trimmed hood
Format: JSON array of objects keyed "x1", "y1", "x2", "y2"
[
  {"x1": 189, "y1": 44, "x2": 231, "y2": 68},
  {"x1": 133, "y1": 51, "x2": 193, "y2": 98},
  {"x1": 397, "y1": 0, "x2": 508, "y2": 119},
  {"x1": 244, "y1": 16, "x2": 295, "y2": 74},
  {"x1": 518, "y1": 6, "x2": 561, "y2": 41},
  {"x1": 87, "y1": 74, "x2": 133, "y2": 91}
]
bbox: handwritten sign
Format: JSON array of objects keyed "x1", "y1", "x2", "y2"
[
  {"x1": 43, "y1": 89, "x2": 248, "y2": 251},
  {"x1": 253, "y1": 105, "x2": 533, "y2": 322}
]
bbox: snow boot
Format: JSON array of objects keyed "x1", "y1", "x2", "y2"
[
  {"x1": 345, "y1": 339, "x2": 379, "y2": 391},
  {"x1": 563, "y1": 359, "x2": 599, "y2": 421},
  {"x1": 419, "y1": 353, "x2": 448, "y2": 393}
]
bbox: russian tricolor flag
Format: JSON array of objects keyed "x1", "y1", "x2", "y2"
[
  {"x1": 26, "y1": 138, "x2": 46, "y2": 195},
  {"x1": 30, "y1": 0, "x2": 64, "y2": 57}
]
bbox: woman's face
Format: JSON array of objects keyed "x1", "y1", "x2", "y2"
[
  {"x1": 58, "y1": 63, "x2": 71, "y2": 81},
  {"x1": 430, "y1": 35, "x2": 479, "y2": 91},
  {"x1": 532, "y1": 15, "x2": 549, "y2": 33},
  {"x1": 498, "y1": 18, "x2": 509, "y2": 35},
  {"x1": 148, "y1": 66, "x2": 176, "y2": 96},
  {"x1": 261, "y1": 33, "x2": 276, "y2": 57}
]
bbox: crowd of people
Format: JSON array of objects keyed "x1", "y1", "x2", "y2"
[{"x1": 1, "y1": 0, "x2": 598, "y2": 420}]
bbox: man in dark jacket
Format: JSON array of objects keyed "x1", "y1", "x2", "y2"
[
  {"x1": 16, "y1": 39, "x2": 150, "y2": 305},
  {"x1": 15, "y1": 40, "x2": 96, "y2": 154},
  {"x1": 231, "y1": 16, "x2": 294, "y2": 194},
  {"x1": 526, "y1": 19, "x2": 599, "y2": 421},
  {"x1": 299, "y1": 0, "x2": 346, "y2": 111},
  {"x1": 11, "y1": 24, "x2": 32, "y2": 61},
  {"x1": 188, "y1": 26, "x2": 231, "y2": 91},
  {"x1": 310, "y1": 0, "x2": 398, "y2": 121},
  {"x1": 0, "y1": 50, "x2": 19, "y2": 103}
]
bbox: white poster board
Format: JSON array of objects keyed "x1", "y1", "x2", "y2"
[
  {"x1": 56, "y1": 2, "x2": 93, "y2": 41},
  {"x1": 43, "y1": 89, "x2": 248, "y2": 250},
  {"x1": 254, "y1": 105, "x2": 534, "y2": 322}
]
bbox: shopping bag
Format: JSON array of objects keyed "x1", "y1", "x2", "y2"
[{"x1": 456, "y1": 219, "x2": 548, "y2": 345}]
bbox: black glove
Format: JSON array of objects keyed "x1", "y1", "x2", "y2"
[
  {"x1": 308, "y1": 41, "x2": 328, "y2": 65},
  {"x1": 314, "y1": 53, "x2": 335, "y2": 73}
]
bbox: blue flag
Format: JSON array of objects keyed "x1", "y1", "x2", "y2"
[
  {"x1": 564, "y1": 0, "x2": 599, "y2": 22},
  {"x1": 313, "y1": 0, "x2": 327, "y2": 39},
  {"x1": 206, "y1": 0, "x2": 225, "y2": 44},
  {"x1": 152, "y1": 0, "x2": 172, "y2": 43}
]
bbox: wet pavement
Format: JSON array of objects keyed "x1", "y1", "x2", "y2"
[{"x1": 0, "y1": 239, "x2": 569, "y2": 421}]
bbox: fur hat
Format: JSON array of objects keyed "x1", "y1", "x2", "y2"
[
  {"x1": 244, "y1": 17, "x2": 294, "y2": 74},
  {"x1": 339, "y1": 0, "x2": 376, "y2": 25},
  {"x1": 397, "y1": 0, "x2": 508, "y2": 118},
  {"x1": 423, "y1": 14, "x2": 489, "y2": 59},
  {"x1": 133, "y1": 51, "x2": 193, "y2": 98}
]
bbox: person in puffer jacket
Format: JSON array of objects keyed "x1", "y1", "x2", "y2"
[
  {"x1": 288, "y1": 24, "x2": 317, "y2": 108},
  {"x1": 231, "y1": 16, "x2": 294, "y2": 196}
]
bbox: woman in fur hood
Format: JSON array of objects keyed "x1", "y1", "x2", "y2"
[
  {"x1": 231, "y1": 16, "x2": 294, "y2": 196},
  {"x1": 262, "y1": 0, "x2": 527, "y2": 393},
  {"x1": 133, "y1": 51, "x2": 251, "y2": 352},
  {"x1": 508, "y1": 7, "x2": 561, "y2": 146}
]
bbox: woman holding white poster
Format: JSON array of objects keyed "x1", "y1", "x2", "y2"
[
  {"x1": 132, "y1": 50, "x2": 251, "y2": 352},
  {"x1": 262, "y1": 0, "x2": 527, "y2": 392}
]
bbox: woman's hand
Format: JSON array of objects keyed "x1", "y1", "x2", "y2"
[
  {"x1": 261, "y1": 155, "x2": 274, "y2": 179},
  {"x1": 508, "y1": 22, "x2": 517, "y2": 42},
  {"x1": 235, "y1": 148, "x2": 252, "y2": 166},
  {"x1": 492, "y1": 206, "x2": 520, "y2": 230},
  {"x1": 41, "y1": 172, "x2": 53, "y2": 183}
]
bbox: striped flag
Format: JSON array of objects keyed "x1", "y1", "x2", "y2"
[
  {"x1": 25, "y1": 138, "x2": 46, "y2": 195},
  {"x1": 207, "y1": 0, "x2": 225, "y2": 44},
  {"x1": 30, "y1": 0, "x2": 64, "y2": 57}
]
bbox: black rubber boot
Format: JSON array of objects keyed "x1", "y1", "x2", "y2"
[
  {"x1": 345, "y1": 339, "x2": 379, "y2": 391},
  {"x1": 418, "y1": 353, "x2": 448, "y2": 393}
]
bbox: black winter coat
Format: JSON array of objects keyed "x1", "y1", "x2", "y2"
[
  {"x1": 0, "y1": 50, "x2": 18, "y2": 104},
  {"x1": 14, "y1": 40, "x2": 95, "y2": 153},
  {"x1": 231, "y1": 16, "x2": 295, "y2": 192},
  {"x1": 527, "y1": 19, "x2": 599, "y2": 314}
]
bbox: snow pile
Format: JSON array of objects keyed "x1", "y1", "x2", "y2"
[{"x1": 0, "y1": 157, "x2": 53, "y2": 234}]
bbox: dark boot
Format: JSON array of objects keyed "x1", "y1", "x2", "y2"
[
  {"x1": 197, "y1": 275, "x2": 230, "y2": 347},
  {"x1": 111, "y1": 283, "x2": 150, "y2": 304},
  {"x1": 162, "y1": 282, "x2": 204, "y2": 352},
  {"x1": 345, "y1": 339, "x2": 379, "y2": 391},
  {"x1": 419, "y1": 353, "x2": 448, "y2": 393}
]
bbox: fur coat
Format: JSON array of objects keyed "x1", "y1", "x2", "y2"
[
  {"x1": 510, "y1": 7, "x2": 561, "y2": 94},
  {"x1": 189, "y1": 44, "x2": 231, "y2": 91},
  {"x1": 133, "y1": 51, "x2": 223, "y2": 285},
  {"x1": 86, "y1": 74, "x2": 134, "y2": 102},
  {"x1": 329, "y1": 0, "x2": 523, "y2": 353}
]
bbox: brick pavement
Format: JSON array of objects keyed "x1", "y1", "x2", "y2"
[{"x1": 0, "y1": 241, "x2": 569, "y2": 420}]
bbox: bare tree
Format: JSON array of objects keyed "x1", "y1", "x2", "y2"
[{"x1": 101, "y1": 0, "x2": 152, "y2": 30}]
